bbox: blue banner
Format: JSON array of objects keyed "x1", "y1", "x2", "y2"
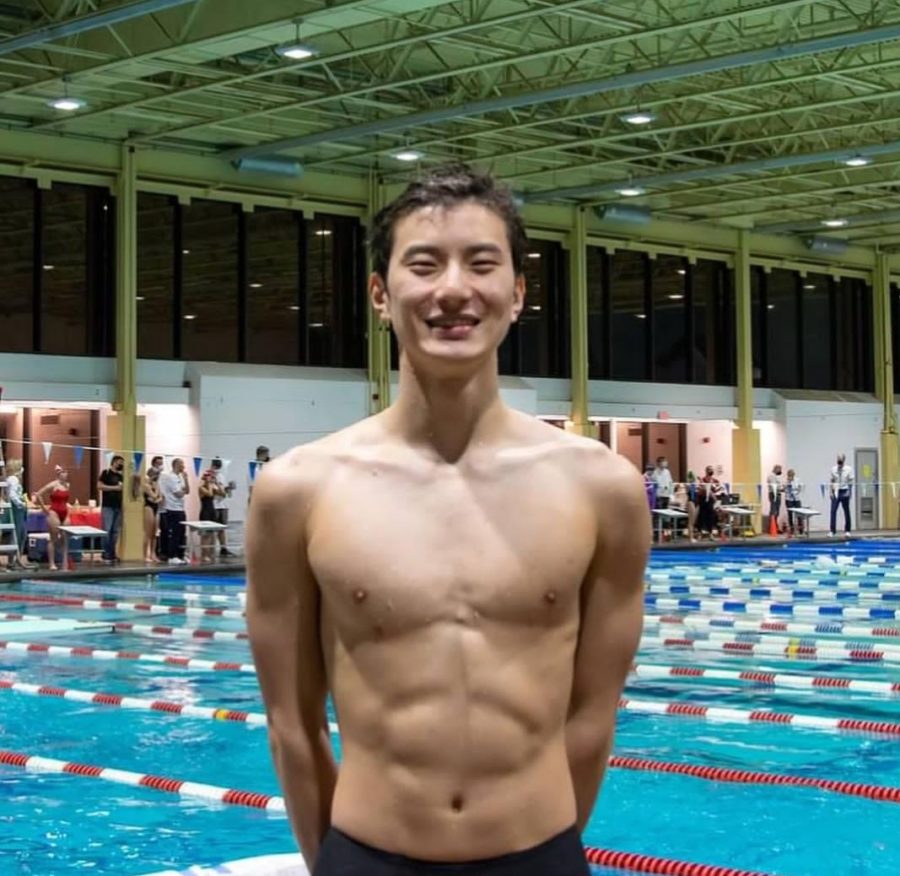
[
  {"x1": 193, "y1": 456, "x2": 203, "y2": 477},
  {"x1": 133, "y1": 451, "x2": 144, "y2": 471},
  {"x1": 249, "y1": 460, "x2": 259, "y2": 483},
  {"x1": 73, "y1": 445, "x2": 84, "y2": 468}
]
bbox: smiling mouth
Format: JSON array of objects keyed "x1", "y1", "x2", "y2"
[{"x1": 425, "y1": 316, "x2": 481, "y2": 328}]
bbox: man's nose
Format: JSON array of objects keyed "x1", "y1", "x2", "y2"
[{"x1": 434, "y1": 262, "x2": 471, "y2": 306}]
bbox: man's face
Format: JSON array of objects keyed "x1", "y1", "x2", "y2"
[
  {"x1": 705, "y1": 467, "x2": 714, "y2": 477},
  {"x1": 113, "y1": 459, "x2": 123, "y2": 472},
  {"x1": 370, "y1": 203, "x2": 524, "y2": 374},
  {"x1": 173, "y1": 459, "x2": 184, "y2": 474},
  {"x1": 774, "y1": 466, "x2": 782, "y2": 476}
]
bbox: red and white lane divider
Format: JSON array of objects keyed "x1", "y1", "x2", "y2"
[
  {"x1": 641, "y1": 635, "x2": 900, "y2": 664},
  {"x1": 0, "y1": 592, "x2": 244, "y2": 619},
  {"x1": 606, "y1": 755, "x2": 900, "y2": 804},
  {"x1": 646, "y1": 630, "x2": 900, "y2": 658},
  {"x1": 0, "y1": 749, "x2": 285, "y2": 811},
  {"x1": 0, "y1": 613, "x2": 248, "y2": 643},
  {"x1": 649, "y1": 596, "x2": 891, "y2": 620},
  {"x1": 643, "y1": 614, "x2": 900, "y2": 640},
  {"x1": 631, "y1": 662, "x2": 900, "y2": 695},
  {"x1": 616, "y1": 696, "x2": 900, "y2": 737},
  {"x1": 0, "y1": 639, "x2": 255, "y2": 672},
  {"x1": 0, "y1": 678, "x2": 340, "y2": 734},
  {"x1": 646, "y1": 583, "x2": 900, "y2": 602}
]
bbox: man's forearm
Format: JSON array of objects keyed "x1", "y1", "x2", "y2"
[
  {"x1": 565, "y1": 714, "x2": 614, "y2": 831},
  {"x1": 270, "y1": 727, "x2": 338, "y2": 870}
]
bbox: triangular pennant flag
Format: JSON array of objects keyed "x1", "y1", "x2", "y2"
[
  {"x1": 249, "y1": 460, "x2": 259, "y2": 483},
  {"x1": 73, "y1": 445, "x2": 84, "y2": 468},
  {"x1": 688, "y1": 484, "x2": 697, "y2": 502},
  {"x1": 724, "y1": 483, "x2": 731, "y2": 494},
  {"x1": 193, "y1": 456, "x2": 203, "y2": 477},
  {"x1": 222, "y1": 458, "x2": 232, "y2": 471},
  {"x1": 861, "y1": 483, "x2": 869, "y2": 498},
  {"x1": 133, "y1": 451, "x2": 144, "y2": 471},
  {"x1": 820, "y1": 483, "x2": 826, "y2": 498},
  {"x1": 874, "y1": 482, "x2": 880, "y2": 495},
  {"x1": 756, "y1": 483, "x2": 762, "y2": 500},
  {"x1": 42, "y1": 441, "x2": 52, "y2": 463},
  {"x1": 105, "y1": 451, "x2": 114, "y2": 468}
]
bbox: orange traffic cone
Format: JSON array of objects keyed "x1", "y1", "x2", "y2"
[{"x1": 768, "y1": 514, "x2": 779, "y2": 537}]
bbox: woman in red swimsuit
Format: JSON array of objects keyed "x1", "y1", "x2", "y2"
[{"x1": 36, "y1": 465, "x2": 71, "y2": 571}]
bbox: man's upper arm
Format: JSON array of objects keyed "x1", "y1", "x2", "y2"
[
  {"x1": 245, "y1": 464, "x2": 329, "y2": 737},
  {"x1": 570, "y1": 460, "x2": 650, "y2": 721}
]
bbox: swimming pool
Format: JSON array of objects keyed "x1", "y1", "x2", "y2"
[{"x1": 1, "y1": 544, "x2": 898, "y2": 875}]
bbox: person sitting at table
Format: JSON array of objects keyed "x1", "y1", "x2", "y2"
[
  {"x1": 198, "y1": 468, "x2": 218, "y2": 563},
  {"x1": 142, "y1": 467, "x2": 162, "y2": 564},
  {"x1": 35, "y1": 465, "x2": 70, "y2": 571}
]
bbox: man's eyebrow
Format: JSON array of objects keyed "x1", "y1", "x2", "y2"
[
  {"x1": 464, "y1": 243, "x2": 504, "y2": 257},
  {"x1": 400, "y1": 244, "x2": 442, "y2": 260}
]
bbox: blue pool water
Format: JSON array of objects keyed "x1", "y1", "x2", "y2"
[{"x1": 1, "y1": 544, "x2": 900, "y2": 875}]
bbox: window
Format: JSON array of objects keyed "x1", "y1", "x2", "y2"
[
  {"x1": 137, "y1": 194, "x2": 176, "y2": 359},
  {"x1": 609, "y1": 250, "x2": 648, "y2": 380},
  {"x1": 764, "y1": 268, "x2": 800, "y2": 389},
  {"x1": 586, "y1": 245, "x2": 609, "y2": 379},
  {"x1": 0, "y1": 177, "x2": 34, "y2": 352},
  {"x1": 181, "y1": 200, "x2": 239, "y2": 362},
  {"x1": 801, "y1": 273, "x2": 832, "y2": 390},
  {"x1": 835, "y1": 277, "x2": 873, "y2": 392},
  {"x1": 246, "y1": 208, "x2": 301, "y2": 365},
  {"x1": 692, "y1": 259, "x2": 734, "y2": 386},
  {"x1": 651, "y1": 254, "x2": 688, "y2": 383}
]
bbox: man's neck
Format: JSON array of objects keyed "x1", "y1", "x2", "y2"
[{"x1": 388, "y1": 355, "x2": 508, "y2": 463}]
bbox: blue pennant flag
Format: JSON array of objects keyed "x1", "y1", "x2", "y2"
[
  {"x1": 724, "y1": 483, "x2": 731, "y2": 494},
  {"x1": 73, "y1": 445, "x2": 84, "y2": 468},
  {"x1": 249, "y1": 460, "x2": 259, "y2": 483},
  {"x1": 757, "y1": 483, "x2": 762, "y2": 500},
  {"x1": 193, "y1": 456, "x2": 203, "y2": 477},
  {"x1": 688, "y1": 484, "x2": 697, "y2": 502},
  {"x1": 133, "y1": 451, "x2": 144, "y2": 471},
  {"x1": 820, "y1": 483, "x2": 826, "y2": 498}
]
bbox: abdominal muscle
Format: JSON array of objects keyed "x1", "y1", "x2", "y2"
[{"x1": 324, "y1": 616, "x2": 580, "y2": 861}]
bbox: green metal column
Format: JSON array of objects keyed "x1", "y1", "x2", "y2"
[
  {"x1": 111, "y1": 145, "x2": 145, "y2": 561},
  {"x1": 874, "y1": 252, "x2": 899, "y2": 528},
  {"x1": 567, "y1": 207, "x2": 593, "y2": 437},
  {"x1": 366, "y1": 172, "x2": 390, "y2": 415},
  {"x1": 731, "y1": 230, "x2": 761, "y2": 521}
]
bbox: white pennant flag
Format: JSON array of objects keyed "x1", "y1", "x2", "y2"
[
  {"x1": 105, "y1": 450, "x2": 114, "y2": 467},
  {"x1": 42, "y1": 441, "x2": 52, "y2": 463}
]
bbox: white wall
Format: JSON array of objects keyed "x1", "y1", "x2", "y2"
[{"x1": 685, "y1": 420, "x2": 734, "y2": 488}]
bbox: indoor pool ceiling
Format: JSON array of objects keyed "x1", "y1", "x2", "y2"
[{"x1": 4, "y1": 1, "x2": 900, "y2": 246}]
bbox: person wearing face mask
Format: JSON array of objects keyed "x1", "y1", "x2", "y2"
[
  {"x1": 98, "y1": 454, "x2": 125, "y2": 564},
  {"x1": 766, "y1": 465, "x2": 784, "y2": 535},
  {"x1": 829, "y1": 453, "x2": 854, "y2": 537},
  {"x1": 651, "y1": 456, "x2": 673, "y2": 510}
]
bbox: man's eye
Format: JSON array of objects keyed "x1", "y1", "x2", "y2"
[
  {"x1": 471, "y1": 261, "x2": 498, "y2": 271},
  {"x1": 409, "y1": 262, "x2": 436, "y2": 272}
]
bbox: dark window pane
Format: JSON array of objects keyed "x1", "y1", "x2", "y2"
[
  {"x1": 610, "y1": 250, "x2": 647, "y2": 380},
  {"x1": 137, "y1": 193, "x2": 175, "y2": 359},
  {"x1": 750, "y1": 267, "x2": 763, "y2": 384},
  {"x1": 765, "y1": 268, "x2": 800, "y2": 389},
  {"x1": 247, "y1": 208, "x2": 299, "y2": 365},
  {"x1": 835, "y1": 278, "x2": 873, "y2": 392},
  {"x1": 801, "y1": 274, "x2": 833, "y2": 390},
  {"x1": 586, "y1": 246, "x2": 607, "y2": 379},
  {"x1": 0, "y1": 177, "x2": 34, "y2": 352},
  {"x1": 692, "y1": 258, "x2": 732, "y2": 385},
  {"x1": 42, "y1": 184, "x2": 89, "y2": 355},
  {"x1": 651, "y1": 254, "x2": 687, "y2": 383},
  {"x1": 182, "y1": 200, "x2": 239, "y2": 362},
  {"x1": 306, "y1": 218, "x2": 334, "y2": 366}
]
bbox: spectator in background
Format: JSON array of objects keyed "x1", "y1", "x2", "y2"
[
  {"x1": 198, "y1": 468, "x2": 219, "y2": 563},
  {"x1": 5, "y1": 459, "x2": 32, "y2": 569},
  {"x1": 829, "y1": 453, "x2": 854, "y2": 537},
  {"x1": 697, "y1": 465, "x2": 725, "y2": 539},
  {"x1": 785, "y1": 468, "x2": 804, "y2": 536},
  {"x1": 766, "y1": 464, "x2": 784, "y2": 534},
  {"x1": 160, "y1": 457, "x2": 190, "y2": 565},
  {"x1": 248, "y1": 445, "x2": 271, "y2": 503},
  {"x1": 642, "y1": 465, "x2": 656, "y2": 513},
  {"x1": 142, "y1": 466, "x2": 162, "y2": 564},
  {"x1": 98, "y1": 454, "x2": 125, "y2": 564},
  {"x1": 35, "y1": 465, "x2": 70, "y2": 571},
  {"x1": 651, "y1": 456, "x2": 674, "y2": 510},
  {"x1": 210, "y1": 457, "x2": 235, "y2": 557}
]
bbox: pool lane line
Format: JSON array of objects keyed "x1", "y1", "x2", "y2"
[
  {"x1": 615, "y1": 696, "x2": 900, "y2": 737},
  {"x1": 631, "y1": 662, "x2": 900, "y2": 695},
  {"x1": 643, "y1": 614, "x2": 900, "y2": 640},
  {"x1": 0, "y1": 591, "x2": 244, "y2": 619},
  {"x1": 0, "y1": 749, "x2": 285, "y2": 812},
  {"x1": 641, "y1": 635, "x2": 900, "y2": 664},
  {"x1": 647, "y1": 595, "x2": 900, "y2": 619},
  {"x1": 646, "y1": 582, "x2": 900, "y2": 601},
  {"x1": 0, "y1": 613, "x2": 249, "y2": 642},
  {"x1": 0, "y1": 639, "x2": 255, "y2": 672},
  {"x1": 21, "y1": 579, "x2": 243, "y2": 605},
  {"x1": 5, "y1": 671, "x2": 897, "y2": 741},
  {"x1": 642, "y1": 630, "x2": 900, "y2": 657},
  {"x1": 647, "y1": 571, "x2": 900, "y2": 587}
]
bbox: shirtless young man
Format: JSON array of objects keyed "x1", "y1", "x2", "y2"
[{"x1": 246, "y1": 166, "x2": 650, "y2": 876}]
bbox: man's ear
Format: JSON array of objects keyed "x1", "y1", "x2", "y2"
[
  {"x1": 510, "y1": 272, "x2": 526, "y2": 323},
  {"x1": 369, "y1": 272, "x2": 391, "y2": 323}
]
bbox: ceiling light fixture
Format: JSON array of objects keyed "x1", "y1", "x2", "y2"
[
  {"x1": 289, "y1": 305, "x2": 300, "y2": 311},
  {"x1": 844, "y1": 155, "x2": 871, "y2": 168},
  {"x1": 393, "y1": 149, "x2": 424, "y2": 162},
  {"x1": 42, "y1": 264, "x2": 55, "y2": 271},
  {"x1": 183, "y1": 314, "x2": 197, "y2": 320},
  {"x1": 621, "y1": 110, "x2": 657, "y2": 125},
  {"x1": 668, "y1": 294, "x2": 684, "y2": 300},
  {"x1": 635, "y1": 313, "x2": 647, "y2": 319},
  {"x1": 616, "y1": 185, "x2": 646, "y2": 197},
  {"x1": 315, "y1": 229, "x2": 333, "y2": 236},
  {"x1": 676, "y1": 269, "x2": 686, "y2": 276},
  {"x1": 803, "y1": 283, "x2": 816, "y2": 290},
  {"x1": 821, "y1": 218, "x2": 848, "y2": 228},
  {"x1": 136, "y1": 296, "x2": 146, "y2": 302},
  {"x1": 249, "y1": 282, "x2": 263, "y2": 289},
  {"x1": 309, "y1": 322, "x2": 324, "y2": 328},
  {"x1": 527, "y1": 252, "x2": 542, "y2": 259},
  {"x1": 276, "y1": 19, "x2": 318, "y2": 60},
  {"x1": 48, "y1": 75, "x2": 86, "y2": 112}
]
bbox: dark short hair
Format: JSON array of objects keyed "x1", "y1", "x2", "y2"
[
  {"x1": 111, "y1": 455, "x2": 124, "y2": 465},
  {"x1": 151, "y1": 456, "x2": 163, "y2": 467},
  {"x1": 256, "y1": 445, "x2": 269, "y2": 458},
  {"x1": 369, "y1": 164, "x2": 527, "y2": 279},
  {"x1": 211, "y1": 457, "x2": 222, "y2": 469}
]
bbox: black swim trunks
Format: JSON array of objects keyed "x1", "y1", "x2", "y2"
[{"x1": 312, "y1": 826, "x2": 590, "y2": 876}]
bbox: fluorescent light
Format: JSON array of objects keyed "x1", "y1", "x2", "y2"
[
  {"x1": 616, "y1": 185, "x2": 646, "y2": 197},
  {"x1": 48, "y1": 97, "x2": 86, "y2": 111},
  {"x1": 803, "y1": 283, "x2": 816, "y2": 290},
  {"x1": 844, "y1": 155, "x2": 871, "y2": 168},
  {"x1": 635, "y1": 313, "x2": 647, "y2": 319},
  {"x1": 821, "y1": 218, "x2": 847, "y2": 228},
  {"x1": 309, "y1": 322, "x2": 324, "y2": 328},
  {"x1": 314, "y1": 229, "x2": 332, "y2": 236},
  {"x1": 289, "y1": 305, "x2": 300, "y2": 311},
  {"x1": 276, "y1": 43, "x2": 318, "y2": 60},
  {"x1": 621, "y1": 110, "x2": 656, "y2": 125},
  {"x1": 183, "y1": 314, "x2": 197, "y2": 320},
  {"x1": 182, "y1": 248, "x2": 190, "y2": 255},
  {"x1": 668, "y1": 294, "x2": 684, "y2": 300},
  {"x1": 393, "y1": 149, "x2": 424, "y2": 162},
  {"x1": 136, "y1": 296, "x2": 146, "y2": 301},
  {"x1": 249, "y1": 282, "x2": 263, "y2": 289},
  {"x1": 42, "y1": 264, "x2": 55, "y2": 271},
  {"x1": 676, "y1": 269, "x2": 686, "y2": 275},
  {"x1": 767, "y1": 304, "x2": 775, "y2": 310},
  {"x1": 529, "y1": 305, "x2": 542, "y2": 311},
  {"x1": 527, "y1": 252, "x2": 542, "y2": 259}
]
